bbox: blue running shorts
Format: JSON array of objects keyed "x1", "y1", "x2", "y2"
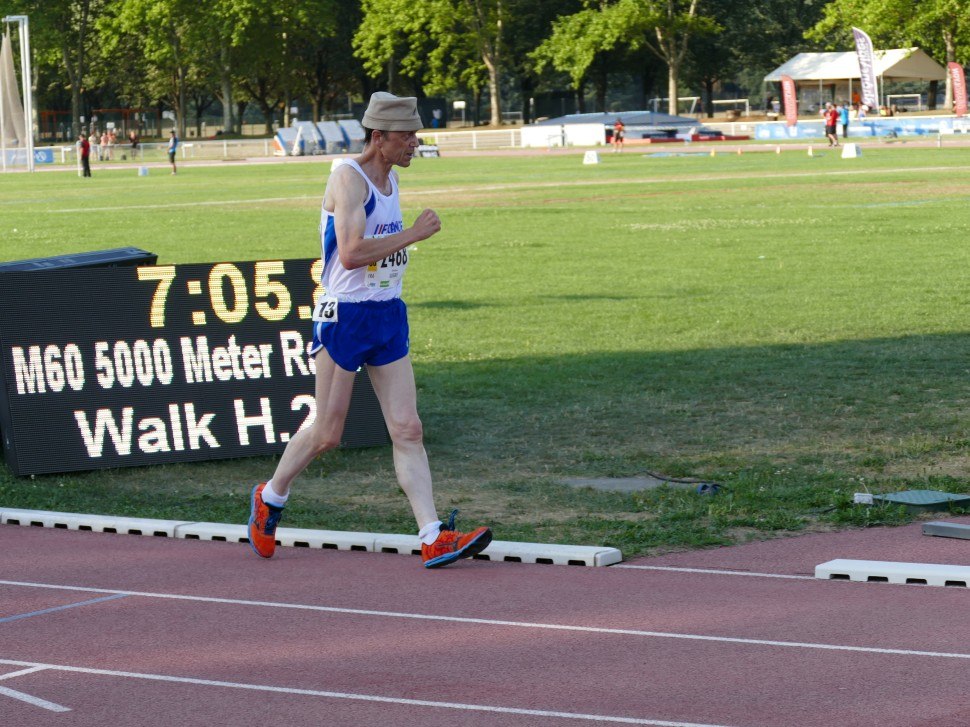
[{"x1": 310, "y1": 298, "x2": 409, "y2": 372}]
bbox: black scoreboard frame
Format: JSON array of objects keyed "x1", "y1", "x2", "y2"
[{"x1": 0, "y1": 257, "x2": 389, "y2": 476}]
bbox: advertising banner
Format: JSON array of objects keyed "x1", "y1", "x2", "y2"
[
  {"x1": 852, "y1": 28, "x2": 880, "y2": 112},
  {"x1": 781, "y1": 75, "x2": 798, "y2": 126},
  {"x1": 949, "y1": 62, "x2": 967, "y2": 117}
]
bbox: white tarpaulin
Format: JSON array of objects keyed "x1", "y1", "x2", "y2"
[
  {"x1": 765, "y1": 48, "x2": 946, "y2": 84},
  {"x1": 0, "y1": 31, "x2": 26, "y2": 147}
]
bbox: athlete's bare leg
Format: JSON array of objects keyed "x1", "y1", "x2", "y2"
[
  {"x1": 366, "y1": 355, "x2": 437, "y2": 529},
  {"x1": 268, "y1": 349, "x2": 357, "y2": 496}
]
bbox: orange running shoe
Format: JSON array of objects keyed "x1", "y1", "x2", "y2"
[
  {"x1": 421, "y1": 510, "x2": 492, "y2": 569},
  {"x1": 248, "y1": 483, "x2": 284, "y2": 558}
]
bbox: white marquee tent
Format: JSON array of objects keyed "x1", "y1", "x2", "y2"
[{"x1": 764, "y1": 48, "x2": 947, "y2": 110}]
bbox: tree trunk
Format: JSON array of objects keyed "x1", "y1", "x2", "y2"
[
  {"x1": 705, "y1": 78, "x2": 715, "y2": 117},
  {"x1": 236, "y1": 101, "x2": 248, "y2": 134},
  {"x1": 178, "y1": 68, "x2": 187, "y2": 138},
  {"x1": 929, "y1": 80, "x2": 938, "y2": 111},
  {"x1": 943, "y1": 29, "x2": 955, "y2": 112},
  {"x1": 260, "y1": 101, "x2": 275, "y2": 135},
  {"x1": 520, "y1": 77, "x2": 535, "y2": 124},
  {"x1": 594, "y1": 64, "x2": 608, "y2": 112},
  {"x1": 219, "y1": 42, "x2": 235, "y2": 134},
  {"x1": 667, "y1": 62, "x2": 678, "y2": 116},
  {"x1": 482, "y1": 47, "x2": 502, "y2": 126},
  {"x1": 71, "y1": 83, "x2": 82, "y2": 137}
]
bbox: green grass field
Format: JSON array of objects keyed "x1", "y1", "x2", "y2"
[{"x1": 3, "y1": 146, "x2": 970, "y2": 556}]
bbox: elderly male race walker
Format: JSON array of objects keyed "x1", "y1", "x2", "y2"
[{"x1": 248, "y1": 92, "x2": 492, "y2": 568}]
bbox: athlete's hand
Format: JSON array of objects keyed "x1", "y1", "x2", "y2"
[{"x1": 411, "y1": 208, "x2": 441, "y2": 242}]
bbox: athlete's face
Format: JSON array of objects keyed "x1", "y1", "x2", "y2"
[{"x1": 377, "y1": 130, "x2": 419, "y2": 167}]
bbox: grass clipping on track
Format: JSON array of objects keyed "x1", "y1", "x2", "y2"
[{"x1": 3, "y1": 147, "x2": 970, "y2": 556}]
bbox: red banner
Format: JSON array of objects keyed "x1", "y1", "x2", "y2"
[
  {"x1": 781, "y1": 75, "x2": 797, "y2": 127},
  {"x1": 950, "y1": 62, "x2": 967, "y2": 117}
]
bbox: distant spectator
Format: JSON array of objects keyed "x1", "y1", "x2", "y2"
[
  {"x1": 856, "y1": 104, "x2": 867, "y2": 122},
  {"x1": 78, "y1": 133, "x2": 91, "y2": 177},
  {"x1": 823, "y1": 103, "x2": 839, "y2": 147},
  {"x1": 100, "y1": 130, "x2": 110, "y2": 161},
  {"x1": 612, "y1": 118, "x2": 625, "y2": 153},
  {"x1": 838, "y1": 103, "x2": 850, "y2": 138},
  {"x1": 167, "y1": 130, "x2": 178, "y2": 174},
  {"x1": 431, "y1": 108, "x2": 442, "y2": 129}
]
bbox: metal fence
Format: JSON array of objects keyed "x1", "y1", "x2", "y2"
[
  {"x1": 419, "y1": 129, "x2": 521, "y2": 151},
  {"x1": 43, "y1": 129, "x2": 524, "y2": 167}
]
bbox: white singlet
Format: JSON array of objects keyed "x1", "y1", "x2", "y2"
[{"x1": 318, "y1": 159, "x2": 409, "y2": 302}]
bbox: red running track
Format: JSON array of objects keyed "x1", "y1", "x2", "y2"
[{"x1": 2, "y1": 519, "x2": 970, "y2": 726}]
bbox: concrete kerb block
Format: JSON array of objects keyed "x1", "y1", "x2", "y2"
[
  {"x1": 373, "y1": 534, "x2": 623, "y2": 566},
  {"x1": 816, "y1": 558, "x2": 970, "y2": 587},
  {"x1": 481, "y1": 540, "x2": 622, "y2": 567},
  {"x1": 174, "y1": 521, "x2": 249, "y2": 543},
  {"x1": 374, "y1": 533, "x2": 423, "y2": 556},
  {"x1": 0, "y1": 508, "x2": 624, "y2": 567},
  {"x1": 274, "y1": 526, "x2": 377, "y2": 552},
  {"x1": 0, "y1": 508, "x2": 184, "y2": 537}
]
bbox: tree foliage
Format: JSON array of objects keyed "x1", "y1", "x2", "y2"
[
  {"x1": 2, "y1": 0, "x2": 969, "y2": 140},
  {"x1": 533, "y1": 0, "x2": 718, "y2": 115}
]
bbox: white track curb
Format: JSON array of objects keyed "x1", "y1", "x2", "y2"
[{"x1": 0, "y1": 507, "x2": 623, "y2": 567}]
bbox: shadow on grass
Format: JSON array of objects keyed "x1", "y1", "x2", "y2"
[
  {"x1": 409, "y1": 300, "x2": 491, "y2": 311},
  {"x1": 1, "y1": 332, "x2": 965, "y2": 556},
  {"x1": 415, "y1": 331, "x2": 970, "y2": 480}
]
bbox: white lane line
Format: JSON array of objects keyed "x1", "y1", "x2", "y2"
[
  {"x1": 0, "y1": 684, "x2": 70, "y2": 713},
  {"x1": 2, "y1": 579, "x2": 968, "y2": 661},
  {"x1": 614, "y1": 565, "x2": 814, "y2": 580},
  {"x1": 48, "y1": 195, "x2": 315, "y2": 213},
  {"x1": 0, "y1": 666, "x2": 48, "y2": 680},
  {"x1": 44, "y1": 164, "x2": 970, "y2": 214},
  {"x1": 0, "y1": 658, "x2": 734, "y2": 727}
]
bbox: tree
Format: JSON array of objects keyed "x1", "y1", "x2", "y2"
[
  {"x1": 684, "y1": 0, "x2": 824, "y2": 116},
  {"x1": 0, "y1": 0, "x2": 107, "y2": 137},
  {"x1": 208, "y1": 0, "x2": 262, "y2": 135},
  {"x1": 615, "y1": 0, "x2": 719, "y2": 115},
  {"x1": 355, "y1": 0, "x2": 506, "y2": 126},
  {"x1": 532, "y1": 0, "x2": 717, "y2": 117},
  {"x1": 98, "y1": 0, "x2": 204, "y2": 137},
  {"x1": 504, "y1": 0, "x2": 584, "y2": 122},
  {"x1": 531, "y1": 4, "x2": 627, "y2": 113},
  {"x1": 285, "y1": 0, "x2": 349, "y2": 121}
]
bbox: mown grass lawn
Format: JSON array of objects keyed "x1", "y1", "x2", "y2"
[{"x1": 2, "y1": 146, "x2": 969, "y2": 556}]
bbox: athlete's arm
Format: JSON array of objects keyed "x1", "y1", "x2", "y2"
[{"x1": 327, "y1": 166, "x2": 441, "y2": 271}]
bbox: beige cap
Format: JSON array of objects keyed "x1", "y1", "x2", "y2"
[{"x1": 361, "y1": 92, "x2": 424, "y2": 131}]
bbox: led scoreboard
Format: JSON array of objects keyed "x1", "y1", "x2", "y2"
[{"x1": 0, "y1": 258, "x2": 389, "y2": 476}]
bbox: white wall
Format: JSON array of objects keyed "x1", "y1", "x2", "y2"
[{"x1": 521, "y1": 123, "x2": 606, "y2": 148}]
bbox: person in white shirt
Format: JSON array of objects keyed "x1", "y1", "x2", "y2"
[{"x1": 248, "y1": 92, "x2": 492, "y2": 569}]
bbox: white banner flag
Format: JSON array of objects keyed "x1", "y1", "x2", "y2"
[{"x1": 852, "y1": 27, "x2": 880, "y2": 112}]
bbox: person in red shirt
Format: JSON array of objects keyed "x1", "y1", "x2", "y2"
[
  {"x1": 612, "y1": 118, "x2": 625, "y2": 152},
  {"x1": 823, "y1": 103, "x2": 839, "y2": 147},
  {"x1": 77, "y1": 133, "x2": 92, "y2": 177}
]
